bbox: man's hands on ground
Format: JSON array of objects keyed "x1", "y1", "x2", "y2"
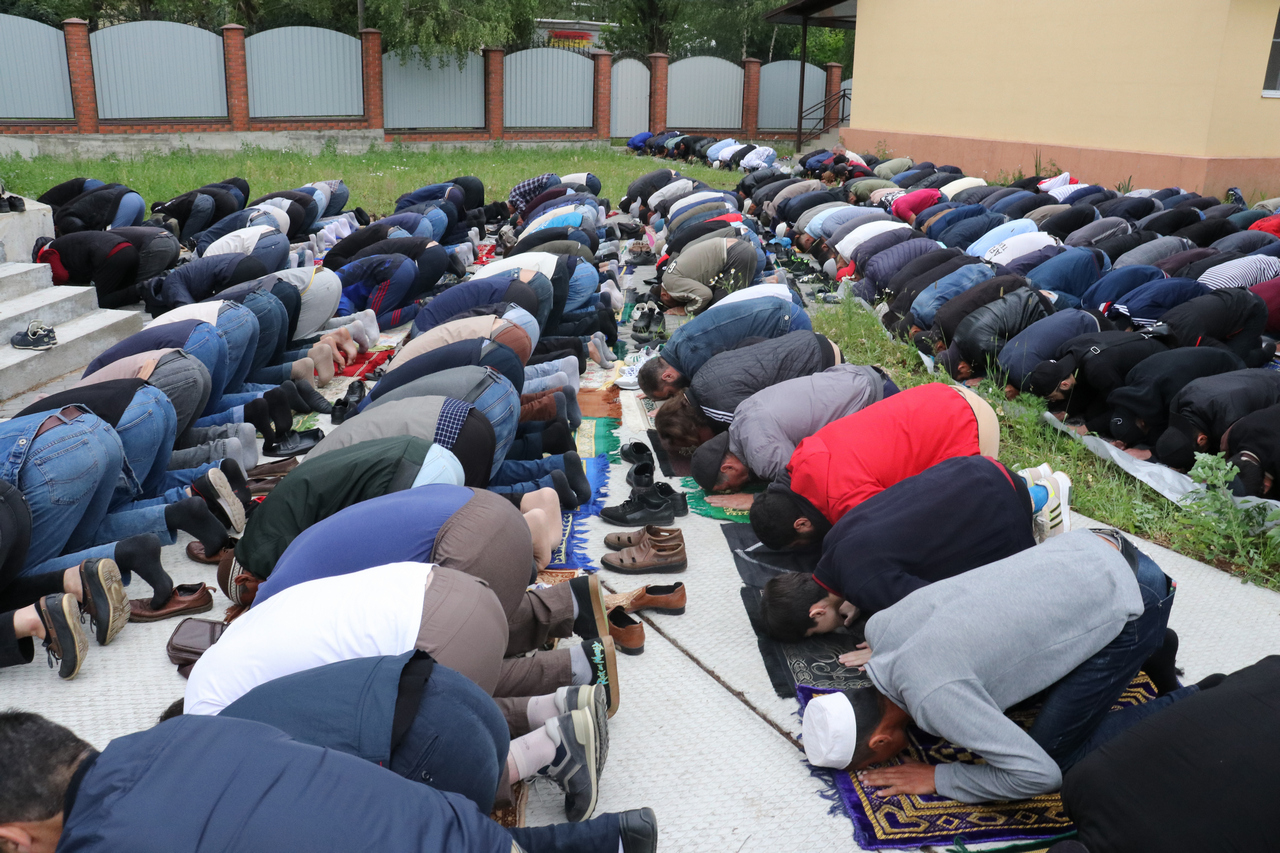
[
  {"x1": 705, "y1": 494, "x2": 755, "y2": 510},
  {"x1": 838, "y1": 642, "x2": 871, "y2": 670},
  {"x1": 858, "y1": 760, "x2": 937, "y2": 797}
]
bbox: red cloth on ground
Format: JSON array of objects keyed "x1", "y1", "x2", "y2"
[
  {"x1": 786, "y1": 382, "x2": 982, "y2": 524},
  {"x1": 338, "y1": 348, "x2": 391, "y2": 379}
]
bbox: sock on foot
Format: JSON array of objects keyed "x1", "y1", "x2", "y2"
[
  {"x1": 509, "y1": 727, "x2": 560, "y2": 781},
  {"x1": 275, "y1": 379, "x2": 312, "y2": 414},
  {"x1": 568, "y1": 643, "x2": 592, "y2": 685},
  {"x1": 563, "y1": 451, "x2": 592, "y2": 504},
  {"x1": 549, "y1": 469, "x2": 579, "y2": 509},
  {"x1": 553, "y1": 391, "x2": 568, "y2": 424},
  {"x1": 262, "y1": 388, "x2": 295, "y2": 438},
  {"x1": 541, "y1": 420, "x2": 575, "y2": 455},
  {"x1": 1141, "y1": 628, "x2": 1183, "y2": 695},
  {"x1": 561, "y1": 386, "x2": 582, "y2": 431},
  {"x1": 292, "y1": 378, "x2": 333, "y2": 415},
  {"x1": 290, "y1": 357, "x2": 316, "y2": 383},
  {"x1": 164, "y1": 496, "x2": 228, "y2": 556},
  {"x1": 526, "y1": 693, "x2": 562, "y2": 731},
  {"x1": 309, "y1": 343, "x2": 335, "y2": 386},
  {"x1": 1029, "y1": 484, "x2": 1049, "y2": 512},
  {"x1": 242, "y1": 398, "x2": 276, "y2": 445},
  {"x1": 114, "y1": 534, "x2": 171, "y2": 609}
]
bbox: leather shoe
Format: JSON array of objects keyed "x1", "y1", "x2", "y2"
[
  {"x1": 600, "y1": 488, "x2": 676, "y2": 526},
  {"x1": 263, "y1": 427, "x2": 324, "y2": 457},
  {"x1": 129, "y1": 583, "x2": 213, "y2": 622},
  {"x1": 608, "y1": 606, "x2": 645, "y2": 655},
  {"x1": 603, "y1": 525, "x2": 682, "y2": 551},
  {"x1": 651, "y1": 482, "x2": 688, "y2": 516},
  {"x1": 186, "y1": 541, "x2": 235, "y2": 565},
  {"x1": 618, "y1": 807, "x2": 658, "y2": 853},
  {"x1": 607, "y1": 582, "x2": 686, "y2": 615},
  {"x1": 625, "y1": 460, "x2": 654, "y2": 489},
  {"x1": 619, "y1": 441, "x2": 653, "y2": 465},
  {"x1": 246, "y1": 456, "x2": 299, "y2": 478},
  {"x1": 601, "y1": 538, "x2": 687, "y2": 574}
]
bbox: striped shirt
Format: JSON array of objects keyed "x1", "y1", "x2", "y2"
[{"x1": 1197, "y1": 255, "x2": 1280, "y2": 290}]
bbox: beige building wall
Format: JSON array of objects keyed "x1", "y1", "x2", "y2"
[{"x1": 841, "y1": 0, "x2": 1280, "y2": 197}]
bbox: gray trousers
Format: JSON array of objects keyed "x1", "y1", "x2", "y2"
[{"x1": 146, "y1": 351, "x2": 211, "y2": 439}]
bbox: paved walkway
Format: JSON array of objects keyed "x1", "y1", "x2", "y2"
[{"x1": 3, "y1": 279, "x2": 1280, "y2": 852}]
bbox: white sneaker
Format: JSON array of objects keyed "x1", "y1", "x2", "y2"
[
  {"x1": 1036, "y1": 472, "x2": 1072, "y2": 540},
  {"x1": 615, "y1": 349, "x2": 659, "y2": 389},
  {"x1": 624, "y1": 346, "x2": 658, "y2": 367},
  {"x1": 1016, "y1": 463, "x2": 1054, "y2": 493}
]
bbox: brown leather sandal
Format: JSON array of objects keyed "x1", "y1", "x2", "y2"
[
  {"x1": 602, "y1": 525, "x2": 683, "y2": 551},
  {"x1": 600, "y1": 538, "x2": 687, "y2": 574}
]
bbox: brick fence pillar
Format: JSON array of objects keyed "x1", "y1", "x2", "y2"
[
  {"x1": 483, "y1": 47, "x2": 505, "y2": 140},
  {"x1": 62, "y1": 19, "x2": 98, "y2": 134},
  {"x1": 221, "y1": 24, "x2": 250, "y2": 131},
  {"x1": 742, "y1": 58, "x2": 761, "y2": 139},
  {"x1": 647, "y1": 53, "x2": 668, "y2": 134},
  {"x1": 360, "y1": 29, "x2": 383, "y2": 130},
  {"x1": 824, "y1": 61, "x2": 843, "y2": 129},
  {"x1": 591, "y1": 50, "x2": 612, "y2": 140}
]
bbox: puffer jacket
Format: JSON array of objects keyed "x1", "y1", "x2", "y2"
[
  {"x1": 954, "y1": 287, "x2": 1055, "y2": 370},
  {"x1": 686, "y1": 331, "x2": 835, "y2": 423},
  {"x1": 864, "y1": 237, "x2": 940, "y2": 295},
  {"x1": 1168, "y1": 368, "x2": 1280, "y2": 444}
]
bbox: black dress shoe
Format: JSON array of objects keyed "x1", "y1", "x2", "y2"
[
  {"x1": 600, "y1": 481, "x2": 687, "y2": 526},
  {"x1": 329, "y1": 381, "x2": 367, "y2": 425},
  {"x1": 263, "y1": 427, "x2": 324, "y2": 457},
  {"x1": 618, "y1": 807, "x2": 658, "y2": 853},
  {"x1": 651, "y1": 482, "x2": 688, "y2": 516},
  {"x1": 619, "y1": 441, "x2": 653, "y2": 465},
  {"x1": 626, "y1": 460, "x2": 654, "y2": 489}
]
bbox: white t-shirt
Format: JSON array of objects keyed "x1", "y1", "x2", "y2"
[
  {"x1": 480, "y1": 252, "x2": 559, "y2": 280},
  {"x1": 145, "y1": 301, "x2": 224, "y2": 328},
  {"x1": 184, "y1": 562, "x2": 431, "y2": 715},
  {"x1": 203, "y1": 224, "x2": 278, "y2": 258},
  {"x1": 835, "y1": 221, "x2": 911, "y2": 260},
  {"x1": 249, "y1": 204, "x2": 292, "y2": 234}
]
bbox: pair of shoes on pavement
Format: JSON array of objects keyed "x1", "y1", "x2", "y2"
[
  {"x1": 615, "y1": 349, "x2": 662, "y2": 391},
  {"x1": 1016, "y1": 463, "x2": 1072, "y2": 543},
  {"x1": 601, "y1": 476, "x2": 688, "y2": 526},
  {"x1": 601, "y1": 525, "x2": 687, "y2": 575},
  {"x1": 38, "y1": 558, "x2": 131, "y2": 680}
]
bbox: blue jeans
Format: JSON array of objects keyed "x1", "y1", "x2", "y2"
[
  {"x1": 250, "y1": 231, "x2": 291, "y2": 273},
  {"x1": 509, "y1": 813, "x2": 621, "y2": 853},
  {"x1": 182, "y1": 323, "x2": 229, "y2": 417},
  {"x1": 565, "y1": 263, "x2": 599, "y2": 314},
  {"x1": 389, "y1": 665, "x2": 509, "y2": 814},
  {"x1": 112, "y1": 191, "x2": 146, "y2": 228},
  {"x1": 487, "y1": 455, "x2": 565, "y2": 498},
  {"x1": 1028, "y1": 549, "x2": 1186, "y2": 772},
  {"x1": 788, "y1": 303, "x2": 813, "y2": 332},
  {"x1": 111, "y1": 386, "x2": 176, "y2": 506},
  {"x1": 216, "y1": 302, "x2": 260, "y2": 394},
  {"x1": 471, "y1": 379, "x2": 520, "y2": 468},
  {"x1": 243, "y1": 289, "x2": 291, "y2": 385},
  {"x1": 504, "y1": 306, "x2": 540, "y2": 350}
]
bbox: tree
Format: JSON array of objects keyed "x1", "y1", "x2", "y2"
[
  {"x1": 367, "y1": 0, "x2": 540, "y2": 63},
  {"x1": 597, "y1": 0, "x2": 682, "y2": 56}
]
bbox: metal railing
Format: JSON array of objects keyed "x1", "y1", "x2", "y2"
[{"x1": 796, "y1": 86, "x2": 850, "y2": 151}]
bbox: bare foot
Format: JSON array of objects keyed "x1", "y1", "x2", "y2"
[
  {"x1": 705, "y1": 493, "x2": 756, "y2": 510},
  {"x1": 320, "y1": 333, "x2": 357, "y2": 367},
  {"x1": 308, "y1": 343, "x2": 336, "y2": 386}
]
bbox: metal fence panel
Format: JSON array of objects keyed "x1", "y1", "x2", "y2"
[
  {"x1": 384, "y1": 50, "x2": 483, "y2": 129},
  {"x1": 91, "y1": 21, "x2": 226, "y2": 119},
  {"x1": 610, "y1": 57, "x2": 649, "y2": 137},
  {"x1": 0, "y1": 14, "x2": 73, "y2": 119},
  {"x1": 758, "y1": 60, "x2": 825, "y2": 130},
  {"x1": 667, "y1": 57, "x2": 742, "y2": 129},
  {"x1": 246, "y1": 27, "x2": 362, "y2": 117},
  {"x1": 504, "y1": 48, "x2": 593, "y2": 128}
]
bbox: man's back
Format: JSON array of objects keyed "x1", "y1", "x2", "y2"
[
  {"x1": 661, "y1": 296, "x2": 796, "y2": 377},
  {"x1": 61, "y1": 715, "x2": 511, "y2": 853}
]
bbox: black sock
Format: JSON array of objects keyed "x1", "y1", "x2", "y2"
[
  {"x1": 290, "y1": 378, "x2": 333, "y2": 414},
  {"x1": 114, "y1": 534, "x2": 172, "y2": 609},
  {"x1": 219, "y1": 459, "x2": 250, "y2": 508},
  {"x1": 275, "y1": 379, "x2": 311, "y2": 414},
  {"x1": 242, "y1": 398, "x2": 276, "y2": 445},
  {"x1": 1140, "y1": 628, "x2": 1183, "y2": 695},
  {"x1": 164, "y1": 496, "x2": 228, "y2": 556},
  {"x1": 562, "y1": 451, "x2": 592, "y2": 504},
  {"x1": 541, "y1": 420, "x2": 574, "y2": 455},
  {"x1": 552, "y1": 391, "x2": 567, "y2": 423},
  {"x1": 262, "y1": 387, "x2": 295, "y2": 438},
  {"x1": 549, "y1": 468, "x2": 579, "y2": 509}
]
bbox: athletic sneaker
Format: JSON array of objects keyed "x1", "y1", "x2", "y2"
[
  {"x1": 555, "y1": 684, "x2": 609, "y2": 776},
  {"x1": 11, "y1": 320, "x2": 56, "y2": 351},
  {"x1": 542, "y1": 710, "x2": 599, "y2": 822},
  {"x1": 1036, "y1": 472, "x2": 1072, "y2": 539},
  {"x1": 1015, "y1": 463, "x2": 1054, "y2": 493},
  {"x1": 616, "y1": 349, "x2": 661, "y2": 390}
]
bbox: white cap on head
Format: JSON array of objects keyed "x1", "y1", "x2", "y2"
[
  {"x1": 803, "y1": 692, "x2": 858, "y2": 769},
  {"x1": 775, "y1": 223, "x2": 788, "y2": 237},
  {"x1": 823, "y1": 258, "x2": 838, "y2": 278}
]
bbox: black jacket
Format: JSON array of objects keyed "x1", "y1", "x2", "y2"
[
  {"x1": 933, "y1": 275, "x2": 1027, "y2": 343},
  {"x1": 1168, "y1": 368, "x2": 1280, "y2": 446},
  {"x1": 1161, "y1": 289, "x2": 1268, "y2": 349},
  {"x1": 53, "y1": 184, "x2": 135, "y2": 234},
  {"x1": 1106, "y1": 347, "x2": 1245, "y2": 443},
  {"x1": 954, "y1": 288, "x2": 1054, "y2": 371}
]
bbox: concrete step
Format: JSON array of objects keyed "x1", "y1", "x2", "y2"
[
  {"x1": 0, "y1": 284, "x2": 100, "y2": 344},
  {"x1": 0, "y1": 262, "x2": 54, "y2": 301},
  {"x1": 0, "y1": 308, "x2": 144, "y2": 401}
]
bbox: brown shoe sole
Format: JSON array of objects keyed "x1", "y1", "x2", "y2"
[{"x1": 600, "y1": 552, "x2": 687, "y2": 574}]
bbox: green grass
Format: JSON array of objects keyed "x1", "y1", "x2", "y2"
[
  {"x1": 814, "y1": 300, "x2": 1280, "y2": 587},
  {"x1": 0, "y1": 143, "x2": 740, "y2": 218}
]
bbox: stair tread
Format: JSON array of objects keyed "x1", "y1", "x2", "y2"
[
  {"x1": 0, "y1": 309, "x2": 139, "y2": 370},
  {"x1": 0, "y1": 284, "x2": 95, "y2": 319}
]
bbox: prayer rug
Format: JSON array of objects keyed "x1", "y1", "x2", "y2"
[
  {"x1": 679, "y1": 478, "x2": 764, "y2": 521},
  {"x1": 336, "y1": 347, "x2": 392, "y2": 380},
  {"x1": 797, "y1": 676, "x2": 1160, "y2": 850},
  {"x1": 548, "y1": 451, "x2": 610, "y2": 573},
  {"x1": 576, "y1": 417, "x2": 621, "y2": 463},
  {"x1": 722, "y1": 523, "x2": 866, "y2": 697},
  {"x1": 577, "y1": 385, "x2": 622, "y2": 420}
]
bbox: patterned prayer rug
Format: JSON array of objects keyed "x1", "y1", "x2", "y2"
[
  {"x1": 680, "y1": 478, "x2": 765, "y2": 521},
  {"x1": 797, "y1": 676, "x2": 1160, "y2": 849},
  {"x1": 547, "y1": 430, "x2": 612, "y2": 571},
  {"x1": 576, "y1": 417, "x2": 621, "y2": 463}
]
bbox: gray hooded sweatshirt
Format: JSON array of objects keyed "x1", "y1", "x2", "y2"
[{"x1": 864, "y1": 531, "x2": 1144, "y2": 803}]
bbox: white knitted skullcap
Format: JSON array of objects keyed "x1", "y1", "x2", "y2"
[{"x1": 803, "y1": 692, "x2": 858, "y2": 768}]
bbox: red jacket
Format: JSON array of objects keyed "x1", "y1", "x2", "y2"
[{"x1": 786, "y1": 382, "x2": 983, "y2": 523}]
